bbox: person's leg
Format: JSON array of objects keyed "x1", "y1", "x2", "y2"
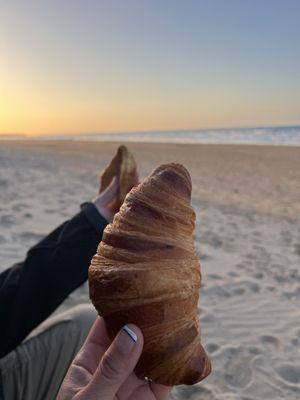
[
  {"x1": 0, "y1": 204, "x2": 107, "y2": 358},
  {"x1": 0, "y1": 150, "x2": 131, "y2": 358},
  {"x1": 0, "y1": 304, "x2": 97, "y2": 400}
]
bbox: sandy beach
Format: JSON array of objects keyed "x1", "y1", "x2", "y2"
[{"x1": 0, "y1": 140, "x2": 300, "y2": 399}]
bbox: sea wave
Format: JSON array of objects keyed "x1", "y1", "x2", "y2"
[{"x1": 2, "y1": 126, "x2": 300, "y2": 146}]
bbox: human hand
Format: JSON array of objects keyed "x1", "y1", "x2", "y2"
[
  {"x1": 57, "y1": 317, "x2": 171, "y2": 400},
  {"x1": 93, "y1": 176, "x2": 119, "y2": 222}
]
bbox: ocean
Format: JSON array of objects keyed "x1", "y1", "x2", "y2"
[{"x1": 2, "y1": 125, "x2": 300, "y2": 146}]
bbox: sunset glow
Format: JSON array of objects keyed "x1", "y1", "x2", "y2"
[{"x1": 1, "y1": 1, "x2": 300, "y2": 136}]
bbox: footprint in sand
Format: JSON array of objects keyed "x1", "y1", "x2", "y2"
[
  {"x1": 0, "y1": 214, "x2": 16, "y2": 227},
  {"x1": 0, "y1": 235, "x2": 6, "y2": 244},
  {"x1": 224, "y1": 356, "x2": 253, "y2": 388},
  {"x1": 207, "y1": 273, "x2": 222, "y2": 280},
  {"x1": 267, "y1": 285, "x2": 276, "y2": 292},
  {"x1": 206, "y1": 343, "x2": 219, "y2": 354},
  {"x1": 0, "y1": 178, "x2": 8, "y2": 188},
  {"x1": 290, "y1": 269, "x2": 300, "y2": 282},
  {"x1": 210, "y1": 237, "x2": 223, "y2": 248},
  {"x1": 23, "y1": 212, "x2": 32, "y2": 219},
  {"x1": 207, "y1": 285, "x2": 231, "y2": 299},
  {"x1": 202, "y1": 232, "x2": 223, "y2": 249},
  {"x1": 45, "y1": 208, "x2": 57, "y2": 214},
  {"x1": 294, "y1": 244, "x2": 300, "y2": 256},
  {"x1": 228, "y1": 280, "x2": 260, "y2": 296},
  {"x1": 252, "y1": 244, "x2": 265, "y2": 251},
  {"x1": 291, "y1": 338, "x2": 299, "y2": 346},
  {"x1": 283, "y1": 287, "x2": 300, "y2": 299},
  {"x1": 227, "y1": 271, "x2": 239, "y2": 277},
  {"x1": 232, "y1": 287, "x2": 246, "y2": 295},
  {"x1": 244, "y1": 253, "x2": 254, "y2": 261},
  {"x1": 291, "y1": 331, "x2": 300, "y2": 346},
  {"x1": 253, "y1": 272, "x2": 264, "y2": 279},
  {"x1": 236, "y1": 261, "x2": 253, "y2": 270},
  {"x1": 18, "y1": 232, "x2": 44, "y2": 242},
  {"x1": 223, "y1": 346, "x2": 238, "y2": 358},
  {"x1": 276, "y1": 364, "x2": 300, "y2": 384},
  {"x1": 201, "y1": 313, "x2": 216, "y2": 324},
  {"x1": 198, "y1": 252, "x2": 211, "y2": 261},
  {"x1": 12, "y1": 203, "x2": 28, "y2": 212},
  {"x1": 259, "y1": 335, "x2": 281, "y2": 350},
  {"x1": 253, "y1": 230, "x2": 261, "y2": 237},
  {"x1": 274, "y1": 274, "x2": 290, "y2": 284},
  {"x1": 236, "y1": 262, "x2": 246, "y2": 270},
  {"x1": 248, "y1": 346, "x2": 260, "y2": 355},
  {"x1": 173, "y1": 385, "x2": 217, "y2": 400},
  {"x1": 221, "y1": 347, "x2": 254, "y2": 388}
]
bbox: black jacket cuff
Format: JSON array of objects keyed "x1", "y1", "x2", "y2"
[{"x1": 80, "y1": 202, "x2": 108, "y2": 235}]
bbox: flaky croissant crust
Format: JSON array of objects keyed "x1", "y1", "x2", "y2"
[{"x1": 89, "y1": 163, "x2": 211, "y2": 385}]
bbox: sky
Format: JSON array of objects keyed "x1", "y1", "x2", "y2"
[{"x1": 1, "y1": 0, "x2": 300, "y2": 136}]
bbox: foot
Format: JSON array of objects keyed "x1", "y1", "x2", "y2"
[
  {"x1": 99, "y1": 146, "x2": 138, "y2": 209},
  {"x1": 93, "y1": 177, "x2": 119, "y2": 222},
  {"x1": 93, "y1": 146, "x2": 139, "y2": 222}
]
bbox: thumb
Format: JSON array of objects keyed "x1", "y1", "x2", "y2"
[{"x1": 83, "y1": 324, "x2": 143, "y2": 399}]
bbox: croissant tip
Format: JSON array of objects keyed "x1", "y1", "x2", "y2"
[
  {"x1": 154, "y1": 162, "x2": 189, "y2": 173},
  {"x1": 149, "y1": 163, "x2": 192, "y2": 200}
]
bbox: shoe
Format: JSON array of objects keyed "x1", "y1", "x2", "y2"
[{"x1": 99, "y1": 145, "x2": 138, "y2": 209}]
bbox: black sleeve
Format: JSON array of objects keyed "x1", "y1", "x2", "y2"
[{"x1": 0, "y1": 203, "x2": 108, "y2": 358}]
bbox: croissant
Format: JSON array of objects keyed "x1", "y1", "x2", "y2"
[
  {"x1": 99, "y1": 145, "x2": 138, "y2": 210},
  {"x1": 89, "y1": 163, "x2": 211, "y2": 386}
]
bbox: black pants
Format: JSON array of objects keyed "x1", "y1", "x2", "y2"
[{"x1": 0, "y1": 203, "x2": 108, "y2": 359}]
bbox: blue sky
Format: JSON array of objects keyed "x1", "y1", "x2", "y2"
[{"x1": 1, "y1": 0, "x2": 300, "y2": 134}]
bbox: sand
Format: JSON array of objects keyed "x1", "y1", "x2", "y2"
[{"x1": 0, "y1": 140, "x2": 300, "y2": 399}]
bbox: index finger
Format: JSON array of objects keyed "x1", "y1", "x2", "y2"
[
  {"x1": 74, "y1": 316, "x2": 112, "y2": 375},
  {"x1": 85, "y1": 316, "x2": 111, "y2": 347}
]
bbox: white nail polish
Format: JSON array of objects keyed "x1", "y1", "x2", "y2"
[{"x1": 122, "y1": 325, "x2": 137, "y2": 342}]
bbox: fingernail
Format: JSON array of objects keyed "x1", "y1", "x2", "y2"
[{"x1": 116, "y1": 325, "x2": 137, "y2": 355}]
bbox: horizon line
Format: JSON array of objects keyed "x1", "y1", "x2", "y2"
[{"x1": 1, "y1": 123, "x2": 300, "y2": 137}]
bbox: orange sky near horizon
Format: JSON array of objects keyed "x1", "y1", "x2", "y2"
[{"x1": 1, "y1": 67, "x2": 299, "y2": 136}]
